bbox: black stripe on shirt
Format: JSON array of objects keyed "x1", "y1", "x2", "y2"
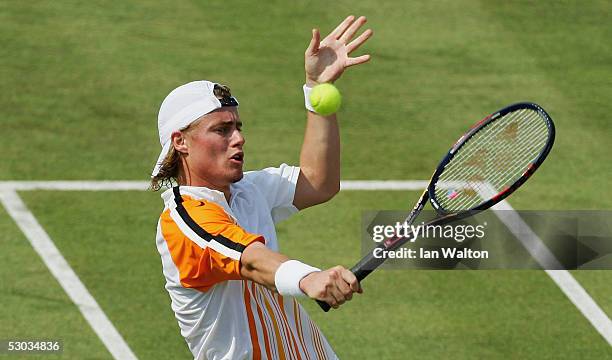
[{"x1": 172, "y1": 186, "x2": 247, "y2": 252}]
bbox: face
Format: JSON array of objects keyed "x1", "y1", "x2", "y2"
[{"x1": 174, "y1": 107, "x2": 245, "y2": 190}]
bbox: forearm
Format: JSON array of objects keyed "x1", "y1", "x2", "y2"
[
  {"x1": 296, "y1": 107, "x2": 341, "y2": 207},
  {"x1": 240, "y1": 242, "x2": 360, "y2": 307},
  {"x1": 240, "y1": 242, "x2": 289, "y2": 291}
]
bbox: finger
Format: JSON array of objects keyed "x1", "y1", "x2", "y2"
[
  {"x1": 334, "y1": 275, "x2": 353, "y2": 302},
  {"x1": 339, "y1": 16, "x2": 367, "y2": 43},
  {"x1": 305, "y1": 28, "x2": 321, "y2": 55},
  {"x1": 346, "y1": 54, "x2": 371, "y2": 67},
  {"x1": 328, "y1": 15, "x2": 355, "y2": 40},
  {"x1": 328, "y1": 289, "x2": 341, "y2": 309},
  {"x1": 341, "y1": 269, "x2": 361, "y2": 293},
  {"x1": 346, "y1": 28, "x2": 373, "y2": 54},
  {"x1": 329, "y1": 285, "x2": 347, "y2": 306}
]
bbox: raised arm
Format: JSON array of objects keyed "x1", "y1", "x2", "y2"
[{"x1": 293, "y1": 15, "x2": 373, "y2": 210}]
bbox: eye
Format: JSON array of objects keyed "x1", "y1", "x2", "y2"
[{"x1": 214, "y1": 126, "x2": 229, "y2": 134}]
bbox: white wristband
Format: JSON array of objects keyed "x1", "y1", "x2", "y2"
[
  {"x1": 274, "y1": 260, "x2": 320, "y2": 297},
  {"x1": 303, "y1": 84, "x2": 316, "y2": 113}
]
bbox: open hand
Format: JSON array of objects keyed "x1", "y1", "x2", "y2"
[{"x1": 305, "y1": 15, "x2": 373, "y2": 86}]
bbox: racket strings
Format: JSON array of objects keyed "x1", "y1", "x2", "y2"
[
  {"x1": 444, "y1": 110, "x2": 542, "y2": 174},
  {"x1": 434, "y1": 108, "x2": 550, "y2": 211},
  {"x1": 438, "y1": 110, "x2": 548, "y2": 209},
  {"x1": 442, "y1": 110, "x2": 541, "y2": 174},
  {"x1": 438, "y1": 111, "x2": 544, "y2": 185},
  {"x1": 442, "y1": 120, "x2": 548, "y2": 194},
  {"x1": 439, "y1": 123, "x2": 547, "y2": 210},
  {"x1": 441, "y1": 114, "x2": 545, "y2": 183},
  {"x1": 470, "y1": 130, "x2": 548, "y2": 188}
]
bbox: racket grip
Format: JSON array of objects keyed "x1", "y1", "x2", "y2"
[
  {"x1": 350, "y1": 249, "x2": 384, "y2": 282},
  {"x1": 317, "y1": 249, "x2": 384, "y2": 312},
  {"x1": 351, "y1": 267, "x2": 373, "y2": 282},
  {"x1": 317, "y1": 299, "x2": 331, "y2": 312}
]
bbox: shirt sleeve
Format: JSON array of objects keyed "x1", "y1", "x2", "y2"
[
  {"x1": 160, "y1": 197, "x2": 264, "y2": 292},
  {"x1": 243, "y1": 163, "x2": 301, "y2": 223}
]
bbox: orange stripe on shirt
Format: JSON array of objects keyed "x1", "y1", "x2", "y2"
[
  {"x1": 243, "y1": 281, "x2": 262, "y2": 360},
  {"x1": 276, "y1": 294, "x2": 303, "y2": 360},
  {"x1": 293, "y1": 299, "x2": 312, "y2": 360},
  {"x1": 255, "y1": 285, "x2": 281, "y2": 360},
  {"x1": 260, "y1": 287, "x2": 287, "y2": 360},
  {"x1": 266, "y1": 291, "x2": 297, "y2": 360},
  {"x1": 251, "y1": 282, "x2": 274, "y2": 360},
  {"x1": 314, "y1": 321, "x2": 329, "y2": 360},
  {"x1": 159, "y1": 198, "x2": 263, "y2": 292},
  {"x1": 309, "y1": 319, "x2": 326, "y2": 360},
  {"x1": 178, "y1": 195, "x2": 264, "y2": 257}
]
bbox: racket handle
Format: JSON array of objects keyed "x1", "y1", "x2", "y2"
[
  {"x1": 351, "y1": 267, "x2": 373, "y2": 282},
  {"x1": 317, "y1": 249, "x2": 383, "y2": 312},
  {"x1": 317, "y1": 299, "x2": 331, "y2": 312},
  {"x1": 350, "y1": 248, "x2": 384, "y2": 282}
]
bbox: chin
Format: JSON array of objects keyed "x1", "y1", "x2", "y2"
[{"x1": 230, "y1": 171, "x2": 244, "y2": 183}]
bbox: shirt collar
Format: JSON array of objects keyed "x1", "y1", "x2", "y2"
[{"x1": 161, "y1": 184, "x2": 241, "y2": 222}]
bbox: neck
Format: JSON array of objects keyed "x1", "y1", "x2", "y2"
[{"x1": 178, "y1": 170, "x2": 231, "y2": 203}]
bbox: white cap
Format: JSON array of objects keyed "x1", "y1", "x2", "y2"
[{"x1": 151, "y1": 80, "x2": 239, "y2": 177}]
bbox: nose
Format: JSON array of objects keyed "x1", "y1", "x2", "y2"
[{"x1": 231, "y1": 128, "x2": 245, "y2": 148}]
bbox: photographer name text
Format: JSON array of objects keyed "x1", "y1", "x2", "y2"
[{"x1": 373, "y1": 247, "x2": 489, "y2": 259}]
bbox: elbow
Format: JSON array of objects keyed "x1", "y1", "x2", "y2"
[
  {"x1": 317, "y1": 182, "x2": 340, "y2": 204},
  {"x1": 329, "y1": 181, "x2": 341, "y2": 199},
  {"x1": 296, "y1": 169, "x2": 340, "y2": 208}
]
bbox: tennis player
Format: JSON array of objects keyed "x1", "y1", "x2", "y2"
[{"x1": 150, "y1": 15, "x2": 372, "y2": 360}]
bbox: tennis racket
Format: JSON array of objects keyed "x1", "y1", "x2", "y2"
[{"x1": 318, "y1": 102, "x2": 555, "y2": 311}]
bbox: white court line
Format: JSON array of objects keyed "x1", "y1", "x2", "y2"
[
  {"x1": 0, "y1": 190, "x2": 138, "y2": 360},
  {"x1": 491, "y1": 200, "x2": 612, "y2": 346},
  {"x1": 1, "y1": 180, "x2": 610, "y2": 348},
  {"x1": 340, "y1": 180, "x2": 428, "y2": 190},
  {"x1": 0, "y1": 181, "x2": 151, "y2": 191},
  {"x1": 477, "y1": 183, "x2": 612, "y2": 346},
  {"x1": 0, "y1": 180, "x2": 428, "y2": 191}
]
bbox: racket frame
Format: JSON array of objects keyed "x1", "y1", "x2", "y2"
[
  {"x1": 429, "y1": 102, "x2": 556, "y2": 214},
  {"x1": 317, "y1": 102, "x2": 555, "y2": 312}
]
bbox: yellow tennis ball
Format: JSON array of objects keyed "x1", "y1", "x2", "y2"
[{"x1": 309, "y1": 83, "x2": 342, "y2": 116}]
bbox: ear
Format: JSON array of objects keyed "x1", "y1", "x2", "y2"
[{"x1": 171, "y1": 130, "x2": 189, "y2": 154}]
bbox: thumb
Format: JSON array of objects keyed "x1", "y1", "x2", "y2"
[{"x1": 305, "y1": 28, "x2": 320, "y2": 55}]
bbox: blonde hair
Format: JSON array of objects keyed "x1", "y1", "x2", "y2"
[{"x1": 150, "y1": 83, "x2": 234, "y2": 191}]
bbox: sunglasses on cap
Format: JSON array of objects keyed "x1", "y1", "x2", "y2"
[{"x1": 219, "y1": 96, "x2": 239, "y2": 107}]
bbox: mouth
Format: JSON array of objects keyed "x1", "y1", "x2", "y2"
[{"x1": 229, "y1": 152, "x2": 244, "y2": 165}]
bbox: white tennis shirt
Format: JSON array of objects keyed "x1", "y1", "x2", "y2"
[{"x1": 156, "y1": 164, "x2": 338, "y2": 360}]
